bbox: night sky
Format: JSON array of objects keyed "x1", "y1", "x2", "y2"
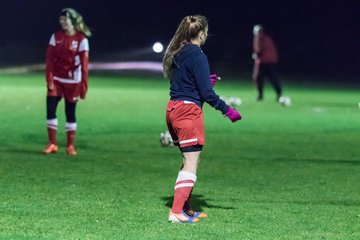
[{"x1": 1, "y1": 0, "x2": 360, "y2": 80}]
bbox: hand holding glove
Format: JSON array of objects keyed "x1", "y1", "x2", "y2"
[
  {"x1": 210, "y1": 74, "x2": 221, "y2": 88},
  {"x1": 225, "y1": 106, "x2": 242, "y2": 123}
]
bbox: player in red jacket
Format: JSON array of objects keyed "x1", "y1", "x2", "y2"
[
  {"x1": 43, "y1": 8, "x2": 91, "y2": 155},
  {"x1": 252, "y1": 24, "x2": 283, "y2": 101}
]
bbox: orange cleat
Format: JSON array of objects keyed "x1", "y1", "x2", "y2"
[
  {"x1": 185, "y1": 209, "x2": 208, "y2": 218},
  {"x1": 168, "y1": 211, "x2": 199, "y2": 223},
  {"x1": 43, "y1": 143, "x2": 58, "y2": 154},
  {"x1": 66, "y1": 145, "x2": 77, "y2": 156}
]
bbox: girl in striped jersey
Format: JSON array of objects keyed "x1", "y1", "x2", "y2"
[
  {"x1": 163, "y1": 15, "x2": 242, "y2": 223},
  {"x1": 43, "y1": 8, "x2": 91, "y2": 155}
]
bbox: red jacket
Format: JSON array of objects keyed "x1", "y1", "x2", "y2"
[
  {"x1": 46, "y1": 31, "x2": 89, "y2": 98},
  {"x1": 253, "y1": 34, "x2": 278, "y2": 64}
]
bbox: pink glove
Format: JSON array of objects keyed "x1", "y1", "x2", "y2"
[
  {"x1": 210, "y1": 74, "x2": 221, "y2": 87},
  {"x1": 225, "y1": 106, "x2": 242, "y2": 122}
]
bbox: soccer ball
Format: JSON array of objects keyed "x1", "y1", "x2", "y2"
[
  {"x1": 232, "y1": 97, "x2": 242, "y2": 107},
  {"x1": 279, "y1": 96, "x2": 291, "y2": 107},
  {"x1": 220, "y1": 96, "x2": 242, "y2": 107},
  {"x1": 160, "y1": 130, "x2": 174, "y2": 147}
]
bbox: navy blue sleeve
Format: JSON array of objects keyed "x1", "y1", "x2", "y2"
[{"x1": 192, "y1": 53, "x2": 229, "y2": 114}]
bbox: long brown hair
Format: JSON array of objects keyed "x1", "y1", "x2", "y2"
[
  {"x1": 162, "y1": 15, "x2": 208, "y2": 79},
  {"x1": 61, "y1": 8, "x2": 92, "y2": 37}
]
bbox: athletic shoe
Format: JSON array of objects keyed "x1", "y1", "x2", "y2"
[
  {"x1": 185, "y1": 209, "x2": 208, "y2": 218},
  {"x1": 66, "y1": 145, "x2": 77, "y2": 156},
  {"x1": 168, "y1": 211, "x2": 199, "y2": 223},
  {"x1": 43, "y1": 143, "x2": 58, "y2": 154}
]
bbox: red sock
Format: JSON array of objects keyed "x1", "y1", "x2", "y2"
[
  {"x1": 65, "y1": 122, "x2": 77, "y2": 147},
  {"x1": 183, "y1": 189, "x2": 193, "y2": 211},
  {"x1": 47, "y1": 128, "x2": 57, "y2": 145},
  {"x1": 46, "y1": 118, "x2": 58, "y2": 145},
  {"x1": 171, "y1": 171, "x2": 197, "y2": 214},
  {"x1": 66, "y1": 130, "x2": 76, "y2": 147}
]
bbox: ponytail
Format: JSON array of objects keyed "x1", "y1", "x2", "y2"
[{"x1": 162, "y1": 15, "x2": 208, "y2": 79}]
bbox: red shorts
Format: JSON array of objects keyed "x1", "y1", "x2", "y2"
[
  {"x1": 166, "y1": 100, "x2": 205, "y2": 148},
  {"x1": 47, "y1": 81, "x2": 80, "y2": 102}
]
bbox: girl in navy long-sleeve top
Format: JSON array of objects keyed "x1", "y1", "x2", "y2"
[{"x1": 163, "y1": 15, "x2": 241, "y2": 223}]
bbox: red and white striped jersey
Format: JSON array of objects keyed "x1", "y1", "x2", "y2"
[{"x1": 46, "y1": 31, "x2": 89, "y2": 92}]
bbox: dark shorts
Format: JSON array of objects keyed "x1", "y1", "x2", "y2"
[{"x1": 166, "y1": 100, "x2": 205, "y2": 148}]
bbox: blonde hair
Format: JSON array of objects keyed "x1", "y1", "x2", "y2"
[
  {"x1": 61, "y1": 8, "x2": 92, "y2": 37},
  {"x1": 163, "y1": 15, "x2": 208, "y2": 79}
]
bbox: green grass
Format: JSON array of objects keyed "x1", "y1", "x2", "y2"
[{"x1": 0, "y1": 73, "x2": 359, "y2": 239}]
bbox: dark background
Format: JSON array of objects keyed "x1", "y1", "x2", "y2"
[{"x1": 1, "y1": 0, "x2": 360, "y2": 81}]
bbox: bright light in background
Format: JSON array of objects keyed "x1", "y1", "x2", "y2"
[{"x1": 152, "y1": 42, "x2": 164, "y2": 53}]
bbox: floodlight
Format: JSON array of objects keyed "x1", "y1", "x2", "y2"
[{"x1": 152, "y1": 42, "x2": 164, "y2": 53}]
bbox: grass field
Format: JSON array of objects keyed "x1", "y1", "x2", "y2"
[{"x1": 0, "y1": 73, "x2": 359, "y2": 239}]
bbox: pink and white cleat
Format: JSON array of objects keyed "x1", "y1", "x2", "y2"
[
  {"x1": 43, "y1": 143, "x2": 58, "y2": 154},
  {"x1": 66, "y1": 145, "x2": 77, "y2": 156}
]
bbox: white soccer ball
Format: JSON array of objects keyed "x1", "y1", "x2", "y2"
[
  {"x1": 232, "y1": 97, "x2": 242, "y2": 107},
  {"x1": 228, "y1": 96, "x2": 235, "y2": 104},
  {"x1": 160, "y1": 130, "x2": 174, "y2": 147},
  {"x1": 279, "y1": 96, "x2": 291, "y2": 107},
  {"x1": 358, "y1": 102, "x2": 360, "y2": 108},
  {"x1": 220, "y1": 96, "x2": 242, "y2": 107}
]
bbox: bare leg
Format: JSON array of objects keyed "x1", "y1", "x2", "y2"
[{"x1": 181, "y1": 151, "x2": 201, "y2": 174}]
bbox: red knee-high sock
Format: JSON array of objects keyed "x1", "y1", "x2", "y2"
[
  {"x1": 66, "y1": 130, "x2": 76, "y2": 147},
  {"x1": 183, "y1": 189, "x2": 193, "y2": 211},
  {"x1": 47, "y1": 128, "x2": 57, "y2": 145},
  {"x1": 179, "y1": 163, "x2": 194, "y2": 211},
  {"x1": 171, "y1": 171, "x2": 197, "y2": 214},
  {"x1": 65, "y1": 122, "x2": 77, "y2": 147},
  {"x1": 46, "y1": 118, "x2": 58, "y2": 145}
]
